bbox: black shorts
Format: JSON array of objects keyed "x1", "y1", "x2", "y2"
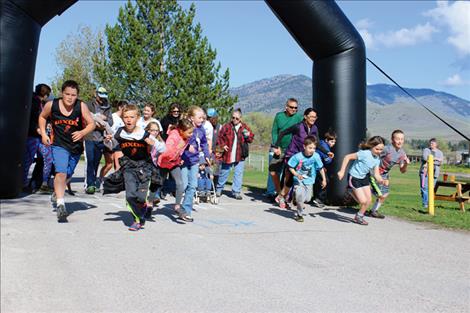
[
  {"x1": 268, "y1": 153, "x2": 285, "y2": 172},
  {"x1": 348, "y1": 174, "x2": 370, "y2": 189}
]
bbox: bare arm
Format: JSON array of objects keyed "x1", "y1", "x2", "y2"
[
  {"x1": 71, "y1": 102, "x2": 95, "y2": 142},
  {"x1": 373, "y1": 166, "x2": 386, "y2": 185},
  {"x1": 289, "y1": 166, "x2": 304, "y2": 181},
  {"x1": 319, "y1": 168, "x2": 327, "y2": 188},
  {"x1": 38, "y1": 101, "x2": 53, "y2": 145},
  {"x1": 337, "y1": 153, "x2": 357, "y2": 180}
]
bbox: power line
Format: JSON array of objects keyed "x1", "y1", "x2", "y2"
[{"x1": 367, "y1": 57, "x2": 470, "y2": 141}]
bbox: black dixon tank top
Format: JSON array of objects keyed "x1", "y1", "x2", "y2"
[
  {"x1": 51, "y1": 99, "x2": 84, "y2": 155},
  {"x1": 115, "y1": 127, "x2": 151, "y2": 161}
]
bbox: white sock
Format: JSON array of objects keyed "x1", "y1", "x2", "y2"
[
  {"x1": 371, "y1": 201, "x2": 382, "y2": 212},
  {"x1": 57, "y1": 198, "x2": 65, "y2": 206}
]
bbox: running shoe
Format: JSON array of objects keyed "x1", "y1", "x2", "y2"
[
  {"x1": 366, "y1": 211, "x2": 385, "y2": 219},
  {"x1": 56, "y1": 204, "x2": 68, "y2": 223},
  {"x1": 128, "y1": 222, "x2": 141, "y2": 231},
  {"x1": 38, "y1": 184, "x2": 52, "y2": 194},
  {"x1": 294, "y1": 214, "x2": 304, "y2": 222},
  {"x1": 85, "y1": 186, "x2": 96, "y2": 195},
  {"x1": 353, "y1": 214, "x2": 368, "y2": 226},
  {"x1": 233, "y1": 193, "x2": 243, "y2": 200},
  {"x1": 278, "y1": 196, "x2": 287, "y2": 209},
  {"x1": 311, "y1": 199, "x2": 326, "y2": 208}
]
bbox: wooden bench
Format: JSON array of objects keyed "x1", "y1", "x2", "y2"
[{"x1": 434, "y1": 181, "x2": 470, "y2": 212}]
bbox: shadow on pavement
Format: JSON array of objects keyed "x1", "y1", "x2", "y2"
[
  {"x1": 104, "y1": 210, "x2": 134, "y2": 227},
  {"x1": 67, "y1": 201, "x2": 97, "y2": 215},
  {"x1": 244, "y1": 186, "x2": 268, "y2": 202},
  {"x1": 316, "y1": 211, "x2": 354, "y2": 223},
  {"x1": 155, "y1": 204, "x2": 186, "y2": 224},
  {"x1": 265, "y1": 207, "x2": 295, "y2": 220}
]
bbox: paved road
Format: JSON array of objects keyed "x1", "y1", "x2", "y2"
[{"x1": 1, "y1": 164, "x2": 469, "y2": 313}]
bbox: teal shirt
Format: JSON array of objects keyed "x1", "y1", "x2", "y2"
[
  {"x1": 349, "y1": 150, "x2": 380, "y2": 179},
  {"x1": 287, "y1": 151, "x2": 323, "y2": 186},
  {"x1": 271, "y1": 111, "x2": 303, "y2": 150}
]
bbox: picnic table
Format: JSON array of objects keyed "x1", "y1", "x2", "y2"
[{"x1": 434, "y1": 181, "x2": 470, "y2": 212}]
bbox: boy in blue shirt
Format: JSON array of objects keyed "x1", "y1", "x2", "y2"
[
  {"x1": 287, "y1": 136, "x2": 327, "y2": 222},
  {"x1": 313, "y1": 131, "x2": 336, "y2": 207}
]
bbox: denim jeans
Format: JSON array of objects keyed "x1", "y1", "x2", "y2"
[
  {"x1": 420, "y1": 172, "x2": 437, "y2": 207},
  {"x1": 266, "y1": 153, "x2": 275, "y2": 195},
  {"x1": 22, "y1": 137, "x2": 40, "y2": 186},
  {"x1": 216, "y1": 161, "x2": 245, "y2": 195},
  {"x1": 85, "y1": 140, "x2": 105, "y2": 187},
  {"x1": 181, "y1": 164, "x2": 199, "y2": 216}
]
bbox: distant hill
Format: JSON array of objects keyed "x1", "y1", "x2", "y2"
[{"x1": 230, "y1": 74, "x2": 470, "y2": 141}]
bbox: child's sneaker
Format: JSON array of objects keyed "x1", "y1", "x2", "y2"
[
  {"x1": 128, "y1": 222, "x2": 141, "y2": 231},
  {"x1": 353, "y1": 214, "x2": 368, "y2": 225},
  {"x1": 278, "y1": 196, "x2": 287, "y2": 209},
  {"x1": 367, "y1": 210, "x2": 385, "y2": 219},
  {"x1": 56, "y1": 204, "x2": 68, "y2": 223},
  {"x1": 294, "y1": 214, "x2": 304, "y2": 222}
]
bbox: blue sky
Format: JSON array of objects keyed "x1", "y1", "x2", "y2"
[{"x1": 35, "y1": 1, "x2": 470, "y2": 100}]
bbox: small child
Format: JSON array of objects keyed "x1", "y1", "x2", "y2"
[
  {"x1": 197, "y1": 154, "x2": 212, "y2": 201},
  {"x1": 157, "y1": 118, "x2": 194, "y2": 222},
  {"x1": 337, "y1": 136, "x2": 388, "y2": 226},
  {"x1": 113, "y1": 104, "x2": 156, "y2": 231},
  {"x1": 312, "y1": 130, "x2": 337, "y2": 207},
  {"x1": 287, "y1": 136, "x2": 326, "y2": 222},
  {"x1": 369, "y1": 129, "x2": 410, "y2": 218},
  {"x1": 145, "y1": 121, "x2": 166, "y2": 218}
]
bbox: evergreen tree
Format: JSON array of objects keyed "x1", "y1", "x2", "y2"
[{"x1": 96, "y1": 0, "x2": 237, "y2": 116}]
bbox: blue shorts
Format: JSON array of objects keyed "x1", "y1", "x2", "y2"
[{"x1": 51, "y1": 145, "x2": 81, "y2": 178}]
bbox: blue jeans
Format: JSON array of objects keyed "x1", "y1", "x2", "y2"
[
  {"x1": 85, "y1": 140, "x2": 105, "y2": 187},
  {"x1": 216, "y1": 161, "x2": 245, "y2": 195},
  {"x1": 22, "y1": 137, "x2": 40, "y2": 186},
  {"x1": 419, "y1": 172, "x2": 437, "y2": 207},
  {"x1": 181, "y1": 164, "x2": 199, "y2": 216},
  {"x1": 266, "y1": 153, "x2": 276, "y2": 195}
]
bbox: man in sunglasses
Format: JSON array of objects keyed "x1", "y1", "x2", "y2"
[{"x1": 266, "y1": 98, "x2": 303, "y2": 201}]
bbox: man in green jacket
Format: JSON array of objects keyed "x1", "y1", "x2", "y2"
[{"x1": 266, "y1": 98, "x2": 303, "y2": 200}]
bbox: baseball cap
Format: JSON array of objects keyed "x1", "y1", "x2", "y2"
[
  {"x1": 97, "y1": 86, "x2": 108, "y2": 99},
  {"x1": 207, "y1": 108, "x2": 217, "y2": 117}
]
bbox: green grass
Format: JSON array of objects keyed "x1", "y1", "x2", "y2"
[{"x1": 231, "y1": 157, "x2": 470, "y2": 231}]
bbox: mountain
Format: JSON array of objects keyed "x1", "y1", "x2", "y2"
[{"x1": 230, "y1": 75, "x2": 470, "y2": 141}]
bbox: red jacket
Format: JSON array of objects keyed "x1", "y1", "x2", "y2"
[
  {"x1": 216, "y1": 122, "x2": 254, "y2": 164},
  {"x1": 157, "y1": 129, "x2": 189, "y2": 169}
]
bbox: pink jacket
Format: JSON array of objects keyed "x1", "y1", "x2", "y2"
[{"x1": 157, "y1": 128, "x2": 189, "y2": 169}]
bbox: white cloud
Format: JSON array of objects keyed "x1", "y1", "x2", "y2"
[
  {"x1": 443, "y1": 74, "x2": 469, "y2": 86},
  {"x1": 356, "y1": 18, "x2": 374, "y2": 29},
  {"x1": 376, "y1": 23, "x2": 437, "y2": 47},
  {"x1": 358, "y1": 28, "x2": 375, "y2": 49},
  {"x1": 425, "y1": 1, "x2": 470, "y2": 55}
]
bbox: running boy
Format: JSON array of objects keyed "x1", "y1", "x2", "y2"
[
  {"x1": 38, "y1": 80, "x2": 95, "y2": 222},
  {"x1": 287, "y1": 136, "x2": 326, "y2": 222},
  {"x1": 369, "y1": 130, "x2": 410, "y2": 218},
  {"x1": 337, "y1": 136, "x2": 388, "y2": 226},
  {"x1": 113, "y1": 104, "x2": 156, "y2": 231}
]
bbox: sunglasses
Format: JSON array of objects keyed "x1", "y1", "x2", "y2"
[
  {"x1": 171, "y1": 110, "x2": 180, "y2": 113},
  {"x1": 288, "y1": 105, "x2": 298, "y2": 110},
  {"x1": 232, "y1": 116, "x2": 240, "y2": 120}
]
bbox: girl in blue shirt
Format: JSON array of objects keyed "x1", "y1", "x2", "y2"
[{"x1": 337, "y1": 136, "x2": 388, "y2": 225}]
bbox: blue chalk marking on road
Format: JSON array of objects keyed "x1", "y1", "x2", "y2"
[{"x1": 206, "y1": 219, "x2": 255, "y2": 227}]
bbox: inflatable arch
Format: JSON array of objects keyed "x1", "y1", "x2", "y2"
[{"x1": 0, "y1": 0, "x2": 366, "y2": 204}]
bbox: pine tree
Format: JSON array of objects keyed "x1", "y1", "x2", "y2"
[{"x1": 95, "y1": 0, "x2": 237, "y2": 116}]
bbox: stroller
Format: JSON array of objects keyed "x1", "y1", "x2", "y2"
[{"x1": 194, "y1": 155, "x2": 218, "y2": 205}]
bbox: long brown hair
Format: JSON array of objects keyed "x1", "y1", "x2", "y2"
[{"x1": 359, "y1": 136, "x2": 385, "y2": 150}]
